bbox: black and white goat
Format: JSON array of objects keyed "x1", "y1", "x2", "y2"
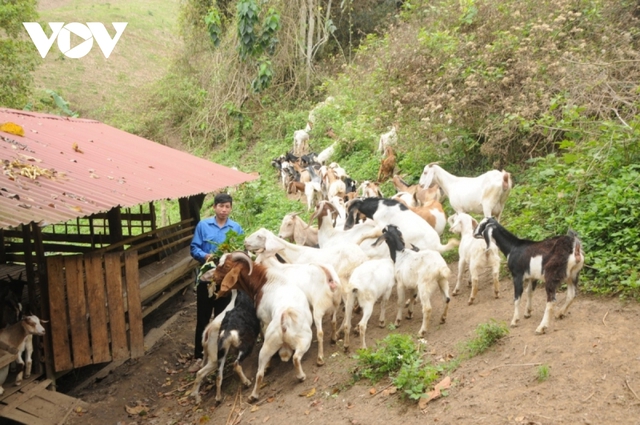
[
  {"x1": 213, "y1": 290, "x2": 260, "y2": 403},
  {"x1": 473, "y1": 217, "x2": 584, "y2": 334}
]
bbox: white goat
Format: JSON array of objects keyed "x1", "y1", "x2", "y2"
[
  {"x1": 0, "y1": 315, "x2": 46, "y2": 395},
  {"x1": 317, "y1": 142, "x2": 337, "y2": 165},
  {"x1": 376, "y1": 225, "x2": 451, "y2": 338},
  {"x1": 377, "y1": 123, "x2": 398, "y2": 153},
  {"x1": 256, "y1": 253, "x2": 342, "y2": 366},
  {"x1": 293, "y1": 129, "x2": 310, "y2": 156},
  {"x1": 342, "y1": 258, "x2": 395, "y2": 349},
  {"x1": 448, "y1": 213, "x2": 501, "y2": 305},
  {"x1": 419, "y1": 163, "x2": 513, "y2": 220}
]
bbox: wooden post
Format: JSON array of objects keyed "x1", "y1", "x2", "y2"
[
  {"x1": 107, "y1": 208, "x2": 123, "y2": 249},
  {"x1": 30, "y1": 223, "x2": 49, "y2": 380}
]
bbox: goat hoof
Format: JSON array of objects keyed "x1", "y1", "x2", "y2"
[
  {"x1": 378, "y1": 321, "x2": 385, "y2": 328},
  {"x1": 535, "y1": 327, "x2": 546, "y2": 335},
  {"x1": 452, "y1": 290, "x2": 460, "y2": 296},
  {"x1": 510, "y1": 321, "x2": 518, "y2": 328},
  {"x1": 316, "y1": 358, "x2": 325, "y2": 366},
  {"x1": 467, "y1": 299, "x2": 474, "y2": 305},
  {"x1": 298, "y1": 374, "x2": 307, "y2": 382},
  {"x1": 249, "y1": 395, "x2": 259, "y2": 403},
  {"x1": 330, "y1": 338, "x2": 338, "y2": 345},
  {"x1": 494, "y1": 294, "x2": 500, "y2": 299},
  {"x1": 524, "y1": 313, "x2": 531, "y2": 319}
]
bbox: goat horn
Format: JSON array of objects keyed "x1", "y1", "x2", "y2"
[
  {"x1": 426, "y1": 161, "x2": 441, "y2": 167},
  {"x1": 230, "y1": 251, "x2": 253, "y2": 276}
]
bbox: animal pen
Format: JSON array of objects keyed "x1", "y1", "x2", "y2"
[{"x1": 0, "y1": 108, "x2": 256, "y2": 423}]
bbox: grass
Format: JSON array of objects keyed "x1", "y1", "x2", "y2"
[
  {"x1": 537, "y1": 364, "x2": 550, "y2": 382},
  {"x1": 32, "y1": 0, "x2": 181, "y2": 129},
  {"x1": 352, "y1": 321, "x2": 509, "y2": 403}
]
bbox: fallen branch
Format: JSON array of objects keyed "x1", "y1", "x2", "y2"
[
  {"x1": 602, "y1": 310, "x2": 609, "y2": 327},
  {"x1": 226, "y1": 387, "x2": 241, "y2": 425},
  {"x1": 523, "y1": 344, "x2": 527, "y2": 356},
  {"x1": 581, "y1": 391, "x2": 595, "y2": 402},
  {"x1": 371, "y1": 382, "x2": 396, "y2": 398},
  {"x1": 626, "y1": 379, "x2": 640, "y2": 401},
  {"x1": 490, "y1": 363, "x2": 542, "y2": 371}
]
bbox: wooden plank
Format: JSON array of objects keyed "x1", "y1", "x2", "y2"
[
  {"x1": 104, "y1": 253, "x2": 128, "y2": 360},
  {"x1": 0, "y1": 407, "x2": 48, "y2": 425},
  {"x1": 0, "y1": 352, "x2": 17, "y2": 369},
  {"x1": 124, "y1": 251, "x2": 144, "y2": 358},
  {"x1": 2, "y1": 379, "x2": 51, "y2": 410},
  {"x1": 142, "y1": 277, "x2": 191, "y2": 319},
  {"x1": 138, "y1": 234, "x2": 192, "y2": 260},
  {"x1": 64, "y1": 256, "x2": 91, "y2": 368},
  {"x1": 14, "y1": 395, "x2": 67, "y2": 422},
  {"x1": 46, "y1": 257, "x2": 73, "y2": 372},
  {"x1": 139, "y1": 246, "x2": 197, "y2": 303},
  {"x1": 84, "y1": 254, "x2": 111, "y2": 364}
]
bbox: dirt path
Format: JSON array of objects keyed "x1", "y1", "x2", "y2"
[{"x1": 63, "y1": 264, "x2": 640, "y2": 425}]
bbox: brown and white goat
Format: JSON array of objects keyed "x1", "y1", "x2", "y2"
[
  {"x1": 278, "y1": 212, "x2": 319, "y2": 247},
  {"x1": 212, "y1": 252, "x2": 313, "y2": 402},
  {"x1": 392, "y1": 175, "x2": 443, "y2": 204},
  {"x1": 474, "y1": 218, "x2": 584, "y2": 334}
]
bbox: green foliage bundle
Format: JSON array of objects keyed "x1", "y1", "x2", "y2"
[{"x1": 0, "y1": 0, "x2": 39, "y2": 108}]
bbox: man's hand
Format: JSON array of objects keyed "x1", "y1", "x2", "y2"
[{"x1": 204, "y1": 254, "x2": 213, "y2": 263}]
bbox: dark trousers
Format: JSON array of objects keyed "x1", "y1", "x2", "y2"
[{"x1": 194, "y1": 281, "x2": 231, "y2": 359}]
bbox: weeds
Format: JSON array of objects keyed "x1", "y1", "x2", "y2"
[
  {"x1": 537, "y1": 364, "x2": 550, "y2": 382},
  {"x1": 353, "y1": 320, "x2": 508, "y2": 403}
]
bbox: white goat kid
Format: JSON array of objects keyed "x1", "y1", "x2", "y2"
[
  {"x1": 448, "y1": 213, "x2": 501, "y2": 305},
  {"x1": 419, "y1": 163, "x2": 513, "y2": 220},
  {"x1": 342, "y1": 258, "x2": 395, "y2": 349}
]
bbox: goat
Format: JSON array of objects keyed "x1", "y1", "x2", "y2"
[
  {"x1": 317, "y1": 142, "x2": 337, "y2": 165},
  {"x1": 392, "y1": 175, "x2": 443, "y2": 204},
  {"x1": 377, "y1": 122, "x2": 398, "y2": 154},
  {"x1": 344, "y1": 197, "x2": 459, "y2": 253},
  {"x1": 293, "y1": 129, "x2": 310, "y2": 157},
  {"x1": 214, "y1": 291, "x2": 260, "y2": 403},
  {"x1": 212, "y1": 252, "x2": 313, "y2": 402},
  {"x1": 342, "y1": 257, "x2": 395, "y2": 350},
  {"x1": 419, "y1": 163, "x2": 513, "y2": 220},
  {"x1": 394, "y1": 196, "x2": 447, "y2": 236},
  {"x1": 256, "y1": 253, "x2": 342, "y2": 366},
  {"x1": 278, "y1": 212, "x2": 319, "y2": 247},
  {"x1": 244, "y1": 228, "x2": 368, "y2": 289},
  {"x1": 473, "y1": 217, "x2": 584, "y2": 334},
  {"x1": 359, "y1": 180, "x2": 383, "y2": 198},
  {"x1": 448, "y1": 213, "x2": 501, "y2": 305},
  {"x1": 310, "y1": 200, "x2": 387, "y2": 260},
  {"x1": 377, "y1": 146, "x2": 396, "y2": 183},
  {"x1": 191, "y1": 290, "x2": 244, "y2": 403},
  {"x1": 374, "y1": 225, "x2": 451, "y2": 338},
  {"x1": 0, "y1": 315, "x2": 46, "y2": 394}
]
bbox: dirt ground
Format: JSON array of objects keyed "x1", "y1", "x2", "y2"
[{"x1": 60, "y1": 263, "x2": 640, "y2": 425}]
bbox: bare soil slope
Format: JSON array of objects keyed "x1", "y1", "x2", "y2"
[{"x1": 63, "y1": 264, "x2": 640, "y2": 425}]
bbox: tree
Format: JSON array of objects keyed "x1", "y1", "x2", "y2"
[{"x1": 0, "y1": 0, "x2": 39, "y2": 109}]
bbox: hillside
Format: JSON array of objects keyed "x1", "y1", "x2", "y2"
[{"x1": 32, "y1": 0, "x2": 181, "y2": 131}]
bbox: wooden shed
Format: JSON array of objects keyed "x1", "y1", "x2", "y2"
[{"x1": 0, "y1": 108, "x2": 256, "y2": 422}]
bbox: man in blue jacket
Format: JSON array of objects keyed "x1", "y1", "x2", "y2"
[{"x1": 188, "y1": 193, "x2": 243, "y2": 372}]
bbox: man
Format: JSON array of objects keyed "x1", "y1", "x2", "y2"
[{"x1": 188, "y1": 193, "x2": 243, "y2": 372}]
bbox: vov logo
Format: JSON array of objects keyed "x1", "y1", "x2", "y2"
[{"x1": 23, "y1": 22, "x2": 128, "y2": 59}]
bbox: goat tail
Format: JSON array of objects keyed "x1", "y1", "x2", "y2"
[
  {"x1": 437, "y1": 238, "x2": 460, "y2": 253},
  {"x1": 502, "y1": 171, "x2": 513, "y2": 191},
  {"x1": 280, "y1": 308, "x2": 298, "y2": 335}
]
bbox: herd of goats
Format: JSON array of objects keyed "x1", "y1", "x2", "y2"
[
  {"x1": 188, "y1": 118, "x2": 586, "y2": 404},
  {"x1": 0, "y1": 111, "x2": 586, "y2": 404}
]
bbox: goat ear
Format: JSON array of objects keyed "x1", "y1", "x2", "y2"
[
  {"x1": 218, "y1": 265, "x2": 242, "y2": 296},
  {"x1": 471, "y1": 218, "x2": 479, "y2": 230},
  {"x1": 371, "y1": 234, "x2": 386, "y2": 247}
]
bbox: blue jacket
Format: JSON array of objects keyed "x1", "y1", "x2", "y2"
[{"x1": 190, "y1": 217, "x2": 244, "y2": 264}]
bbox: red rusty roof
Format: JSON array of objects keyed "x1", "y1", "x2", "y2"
[{"x1": 0, "y1": 108, "x2": 257, "y2": 229}]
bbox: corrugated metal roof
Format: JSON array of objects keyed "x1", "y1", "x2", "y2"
[{"x1": 0, "y1": 108, "x2": 257, "y2": 229}]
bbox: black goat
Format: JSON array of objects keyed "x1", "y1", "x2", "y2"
[
  {"x1": 473, "y1": 217, "x2": 584, "y2": 334},
  {"x1": 215, "y1": 290, "x2": 260, "y2": 403}
]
